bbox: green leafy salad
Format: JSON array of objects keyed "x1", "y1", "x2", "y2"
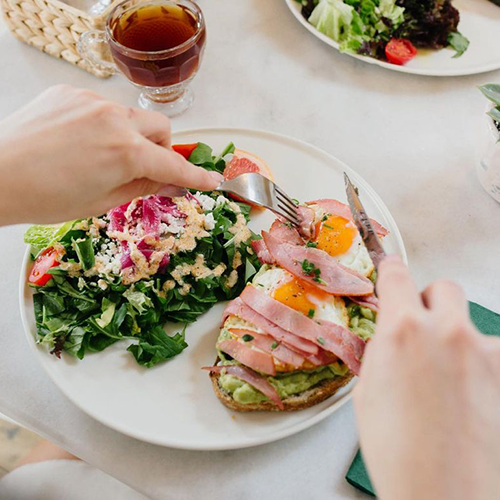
[
  {"x1": 297, "y1": 0, "x2": 470, "y2": 65},
  {"x1": 24, "y1": 143, "x2": 261, "y2": 367}
]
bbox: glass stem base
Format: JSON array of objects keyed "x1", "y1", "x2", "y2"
[{"x1": 138, "y1": 86, "x2": 194, "y2": 116}]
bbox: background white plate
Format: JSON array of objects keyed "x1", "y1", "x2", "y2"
[
  {"x1": 285, "y1": 0, "x2": 500, "y2": 76},
  {"x1": 20, "y1": 128, "x2": 407, "y2": 451}
]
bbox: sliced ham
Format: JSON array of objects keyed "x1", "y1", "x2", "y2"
[
  {"x1": 240, "y1": 285, "x2": 365, "y2": 375},
  {"x1": 230, "y1": 328, "x2": 306, "y2": 369},
  {"x1": 262, "y1": 231, "x2": 374, "y2": 297},
  {"x1": 251, "y1": 239, "x2": 274, "y2": 265},
  {"x1": 350, "y1": 294, "x2": 379, "y2": 313},
  {"x1": 217, "y1": 339, "x2": 276, "y2": 376},
  {"x1": 302, "y1": 348, "x2": 339, "y2": 367},
  {"x1": 222, "y1": 298, "x2": 318, "y2": 355},
  {"x1": 308, "y1": 199, "x2": 388, "y2": 237},
  {"x1": 203, "y1": 365, "x2": 284, "y2": 410},
  {"x1": 297, "y1": 206, "x2": 315, "y2": 239},
  {"x1": 269, "y1": 220, "x2": 304, "y2": 246}
]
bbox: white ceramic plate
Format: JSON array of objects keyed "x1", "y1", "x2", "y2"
[
  {"x1": 20, "y1": 128, "x2": 407, "y2": 451},
  {"x1": 285, "y1": 0, "x2": 500, "y2": 76}
]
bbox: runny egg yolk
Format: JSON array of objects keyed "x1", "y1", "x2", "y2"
[
  {"x1": 315, "y1": 215, "x2": 356, "y2": 257},
  {"x1": 273, "y1": 278, "x2": 328, "y2": 316}
]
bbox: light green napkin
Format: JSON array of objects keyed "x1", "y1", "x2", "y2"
[{"x1": 346, "y1": 302, "x2": 500, "y2": 497}]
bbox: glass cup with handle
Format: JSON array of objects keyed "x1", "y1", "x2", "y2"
[{"x1": 79, "y1": 0, "x2": 206, "y2": 116}]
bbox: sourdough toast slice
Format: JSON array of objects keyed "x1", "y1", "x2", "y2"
[{"x1": 209, "y1": 358, "x2": 354, "y2": 412}]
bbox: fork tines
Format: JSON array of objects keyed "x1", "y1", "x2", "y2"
[{"x1": 274, "y1": 185, "x2": 300, "y2": 227}]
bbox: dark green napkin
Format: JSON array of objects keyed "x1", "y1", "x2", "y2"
[{"x1": 346, "y1": 301, "x2": 500, "y2": 497}]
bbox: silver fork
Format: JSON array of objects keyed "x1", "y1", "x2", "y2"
[{"x1": 216, "y1": 173, "x2": 300, "y2": 227}]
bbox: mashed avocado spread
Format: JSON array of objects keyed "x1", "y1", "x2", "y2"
[
  {"x1": 347, "y1": 304, "x2": 376, "y2": 341},
  {"x1": 219, "y1": 363, "x2": 349, "y2": 405}
]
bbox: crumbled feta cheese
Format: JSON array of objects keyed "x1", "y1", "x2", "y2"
[
  {"x1": 195, "y1": 192, "x2": 216, "y2": 212},
  {"x1": 204, "y1": 213, "x2": 216, "y2": 231},
  {"x1": 160, "y1": 214, "x2": 185, "y2": 235},
  {"x1": 216, "y1": 195, "x2": 228, "y2": 207},
  {"x1": 94, "y1": 251, "x2": 121, "y2": 277}
]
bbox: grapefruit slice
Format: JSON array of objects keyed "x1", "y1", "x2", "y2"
[
  {"x1": 223, "y1": 149, "x2": 273, "y2": 181},
  {"x1": 223, "y1": 149, "x2": 273, "y2": 207}
]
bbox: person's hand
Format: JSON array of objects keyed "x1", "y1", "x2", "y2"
[
  {"x1": 354, "y1": 256, "x2": 500, "y2": 500},
  {"x1": 0, "y1": 85, "x2": 223, "y2": 226}
]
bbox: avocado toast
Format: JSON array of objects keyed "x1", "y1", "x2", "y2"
[{"x1": 205, "y1": 200, "x2": 385, "y2": 411}]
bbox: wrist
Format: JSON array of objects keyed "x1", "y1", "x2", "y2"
[{"x1": 0, "y1": 145, "x2": 29, "y2": 226}]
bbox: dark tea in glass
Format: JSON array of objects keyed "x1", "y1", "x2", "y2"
[
  {"x1": 79, "y1": 0, "x2": 206, "y2": 115},
  {"x1": 109, "y1": 2, "x2": 205, "y2": 87}
]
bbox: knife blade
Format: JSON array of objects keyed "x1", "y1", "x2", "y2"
[{"x1": 344, "y1": 172, "x2": 386, "y2": 271}]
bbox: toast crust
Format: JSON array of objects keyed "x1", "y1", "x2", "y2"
[{"x1": 208, "y1": 360, "x2": 354, "y2": 412}]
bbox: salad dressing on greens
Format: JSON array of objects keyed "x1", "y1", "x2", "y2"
[{"x1": 25, "y1": 143, "x2": 261, "y2": 368}]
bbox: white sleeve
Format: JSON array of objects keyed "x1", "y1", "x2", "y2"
[{"x1": 0, "y1": 460, "x2": 148, "y2": 500}]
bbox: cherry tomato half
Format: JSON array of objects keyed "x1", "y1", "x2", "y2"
[
  {"x1": 172, "y1": 143, "x2": 198, "y2": 160},
  {"x1": 28, "y1": 247, "x2": 60, "y2": 286},
  {"x1": 385, "y1": 39, "x2": 417, "y2": 66}
]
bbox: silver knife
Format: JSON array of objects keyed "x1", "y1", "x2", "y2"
[{"x1": 344, "y1": 173, "x2": 386, "y2": 271}]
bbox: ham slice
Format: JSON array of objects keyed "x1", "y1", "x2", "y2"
[
  {"x1": 350, "y1": 294, "x2": 379, "y2": 313},
  {"x1": 240, "y1": 285, "x2": 365, "y2": 375},
  {"x1": 300, "y1": 348, "x2": 339, "y2": 367},
  {"x1": 230, "y1": 328, "x2": 306, "y2": 369},
  {"x1": 297, "y1": 206, "x2": 315, "y2": 239},
  {"x1": 308, "y1": 199, "x2": 388, "y2": 237},
  {"x1": 262, "y1": 231, "x2": 374, "y2": 297},
  {"x1": 252, "y1": 220, "x2": 305, "y2": 265},
  {"x1": 218, "y1": 339, "x2": 276, "y2": 375},
  {"x1": 251, "y1": 239, "x2": 274, "y2": 265},
  {"x1": 222, "y1": 298, "x2": 318, "y2": 355},
  {"x1": 203, "y1": 365, "x2": 284, "y2": 410},
  {"x1": 269, "y1": 220, "x2": 304, "y2": 246}
]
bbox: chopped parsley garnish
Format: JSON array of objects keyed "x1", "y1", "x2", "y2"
[
  {"x1": 322, "y1": 224, "x2": 334, "y2": 230},
  {"x1": 321, "y1": 214, "x2": 329, "y2": 222},
  {"x1": 306, "y1": 241, "x2": 317, "y2": 248},
  {"x1": 271, "y1": 341, "x2": 278, "y2": 350},
  {"x1": 307, "y1": 308, "x2": 315, "y2": 318},
  {"x1": 242, "y1": 334, "x2": 254, "y2": 342},
  {"x1": 317, "y1": 337, "x2": 325, "y2": 346},
  {"x1": 301, "y1": 259, "x2": 315, "y2": 275},
  {"x1": 301, "y1": 259, "x2": 327, "y2": 285}
]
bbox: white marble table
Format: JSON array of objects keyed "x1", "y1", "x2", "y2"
[{"x1": 1, "y1": 1, "x2": 499, "y2": 498}]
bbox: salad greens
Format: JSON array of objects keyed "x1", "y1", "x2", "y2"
[
  {"x1": 447, "y1": 32, "x2": 469, "y2": 59},
  {"x1": 26, "y1": 143, "x2": 261, "y2": 367},
  {"x1": 298, "y1": 0, "x2": 469, "y2": 62},
  {"x1": 307, "y1": 0, "x2": 404, "y2": 56},
  {"x1": 25, "y1": 220, "x2": 76, "y2": 259}
]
